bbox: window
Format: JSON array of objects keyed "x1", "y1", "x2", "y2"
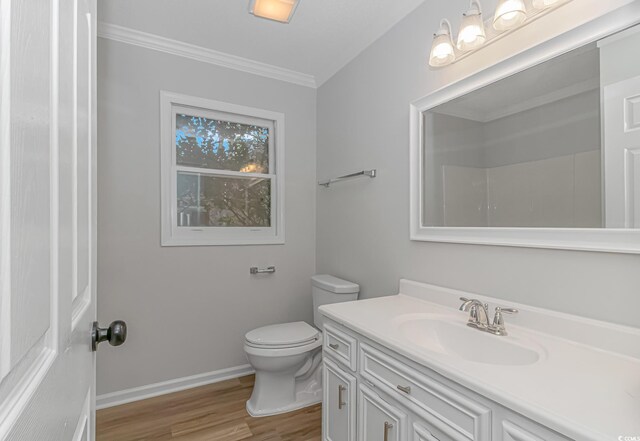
[{"x1": 161, "y1": 92, "x2": 285, "y2": 245}]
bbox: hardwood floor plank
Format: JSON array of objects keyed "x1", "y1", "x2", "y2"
[
  {"x1": 96, "y1": 375, "x2": 322, "y2": 441},
  {"x1": 172, "y1": 420, "x2": 253, "y2": 441}
]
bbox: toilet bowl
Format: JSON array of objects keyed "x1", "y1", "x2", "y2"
[
  {"x1": 245, "y1": 322, "x2": 323, "y2": 417},
  {"x1": 244, "y1": 275, "x2": 359, "y2": 417}
]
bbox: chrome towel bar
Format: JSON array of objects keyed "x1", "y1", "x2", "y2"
[{"x1": 318, "y1": 169, "x2": 376, "y2": 188}]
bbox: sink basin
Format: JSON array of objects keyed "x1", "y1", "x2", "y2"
[{"x1": 393, "y1": 314, "x2": 544, "y2": 366}]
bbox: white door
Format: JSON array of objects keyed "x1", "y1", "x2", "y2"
[
  {"x1": 603, "y1": 74, "x2": 640, "y2": 228},
  {"x1": 0, "y1": 0, "x2": 123, "y2": 439}
]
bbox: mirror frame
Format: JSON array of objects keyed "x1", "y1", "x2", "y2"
[{"x1": 410, "y1": 6, "x2": 640, "y2": 254}]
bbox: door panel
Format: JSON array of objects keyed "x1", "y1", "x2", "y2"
[
  {"x1": 604, "y1": 75, "x2": 640, "y2": 227},
  {"x1": 72, "y1": 0, "x2": 94, "y2": 328},
  {"x1": 74, "y1": 0, "x2": 92, "y2": 306},
  {"x1": 358, "y1": 385, "x2": 407, "y2": 441},
  {"x1": 0, "y1": 0, "x2": 97, "y2": 438},
  {"x1": 2, "y1": 0, "x2": 52, "y2": 379},
  {"x1": 323, "y1": 359, "x2": 357, "y2": 441}
]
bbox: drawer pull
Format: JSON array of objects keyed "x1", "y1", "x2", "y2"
[
  {"x1": 384, "y1": 421, "x2": 393, "y2": 441},
  {"x1": 329, "y1": 343, "x2": 340, "y2": 350},
  {"x1": 397, "y1": 385, "x2": 411, "y2": 394},
  {"x1": 338, "y1": 385, "x2": 346, "y2": 409}
]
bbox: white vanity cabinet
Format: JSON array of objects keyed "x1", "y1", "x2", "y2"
[{"x1": 322, "y1": 319, "x2": 574, "y2": 441}]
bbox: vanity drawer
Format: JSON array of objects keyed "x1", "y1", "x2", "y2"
[
  {"x1": 324, "y1": 323, "x2": 358, "y2": 371},
  {"x1": 360, "y1": 343, "x2": 491, "y2": 441}
]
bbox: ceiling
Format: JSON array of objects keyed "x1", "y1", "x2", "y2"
[{"x1": 98, "y1": 0, "x2": 427, "y2": 86}]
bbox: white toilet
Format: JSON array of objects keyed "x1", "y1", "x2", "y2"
[{"x1": 244, "y1": 275, "x2": 359, "y2": 417}]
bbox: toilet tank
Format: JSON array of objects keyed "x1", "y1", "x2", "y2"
[{"x1": 311, "y1": 275, "x2": 359, "y2": 329}]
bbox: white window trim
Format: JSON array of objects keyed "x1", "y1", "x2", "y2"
[{"x1": 160, "y1": 91, "x2": 285, "y2": 246}]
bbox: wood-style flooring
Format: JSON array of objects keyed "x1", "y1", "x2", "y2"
[{"x1": 96, "y1": 375, "x2": 321, "y2": 441}]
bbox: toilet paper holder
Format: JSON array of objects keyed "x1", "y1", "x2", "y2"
[{"x1": 250, "y1": 266, "x2": 276, "y2": 275}]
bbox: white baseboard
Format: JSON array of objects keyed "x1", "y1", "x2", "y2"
[{"x1": 96, "y1": 364, "x2": 254, "y2": 410}]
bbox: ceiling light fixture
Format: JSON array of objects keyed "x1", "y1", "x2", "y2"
[
  {"x1": 249, "y1": 0, "x2": 300, "y2": 24},
  {"x1": 493, "y1": 0, "x2": 527, "y2": 31},
  {"x1": 457, "y1": 0, "x2": 486, "y2": 52},
  {"x1": 429, "y1": 19, "x2": 456, "y2": 67}
]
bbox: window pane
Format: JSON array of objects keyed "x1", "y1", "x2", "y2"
[
  {"x1": 176, "y1": 113, "x2": 270, "y2": 173},
  {"x1": 177, "y1": 172, "x2": 271, "y2": 227}
]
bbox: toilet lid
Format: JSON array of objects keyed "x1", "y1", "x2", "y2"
[{"x1": 245, "y1": 322, "x2": 319, "y2": 348}]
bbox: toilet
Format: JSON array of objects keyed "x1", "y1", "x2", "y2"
[{"x1": 244, "y1": 275, "x2": 359, "y2": 417}]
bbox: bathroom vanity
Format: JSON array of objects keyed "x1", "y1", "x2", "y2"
[{"x1": 319, "y1": 280, "x2": 640, "y2": 441}]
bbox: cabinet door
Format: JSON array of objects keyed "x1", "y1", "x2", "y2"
[
  {"x1": 323, "y1": 359, "x2": 357, "y2": 441},
  {"x1": 358, "y1": 385, "x2": 408, "y2": 441}
]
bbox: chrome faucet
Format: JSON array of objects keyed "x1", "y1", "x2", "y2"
[
  {"x1": 459, "y1": 297, "x2": 518, "y2": 336},
  {"x1": 459, "y1": 297, "x2": 490, "y2": 330}
]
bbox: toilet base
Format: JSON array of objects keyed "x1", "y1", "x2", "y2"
[
  {"x1": 246, "y1": 392, "x2": 322, "y2": 417},
  {"x1": 245, "y1": 352, "x2": 323, "y2": 417}
]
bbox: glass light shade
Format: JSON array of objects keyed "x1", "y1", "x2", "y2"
[
  {"x1": 251, "y1": 0, "x2": 299, "y2": 23},
  {"x1": 493, "y1": 0, "x2": 527, "y2": 31},
  {"x1": 457, "y1": 13, "x2": 486, "y2": 51},
  {"x1": 429, "y1": 33, "x2": 456, "y2": 67},
  {"x1": 532, "y1": 0, "x2": 561, "y2": 9}
]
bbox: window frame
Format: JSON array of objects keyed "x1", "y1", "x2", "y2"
[{"x1": 160, "y1": 91, "x2": 285, "y2": 246}]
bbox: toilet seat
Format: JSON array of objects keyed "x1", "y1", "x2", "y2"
[
  {"x1": 244, "y1": 335, "x2": 322, "y2": 358},
  {"x1": 245, "y1": 321, "x2": 320, "y2": 349}
]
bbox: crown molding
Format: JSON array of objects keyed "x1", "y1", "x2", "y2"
[{"x1": 97, "y1": 22, "x2": 317, "y2": 88}]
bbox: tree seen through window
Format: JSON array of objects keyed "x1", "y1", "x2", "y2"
[{"x1": 176, "y1": 114, "x2": 271, "y2": 227}]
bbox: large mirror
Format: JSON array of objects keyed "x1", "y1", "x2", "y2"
[{"x1": 410, "y1": 25, "x2": 640, "y2": 253}]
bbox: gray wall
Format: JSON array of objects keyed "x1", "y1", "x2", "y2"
[
  {"x1": 600, "y1": 28, "x2": 640, "y2": 87},
  {"x1": 316, "y1": 1, "x2": 640, "y2": 328},
  {"x1": 97, "y1": 39, "x2": 317, "y2": 395}
]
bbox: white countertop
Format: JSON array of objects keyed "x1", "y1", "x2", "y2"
[{"x1": 319, "y1": 280, "x2": 640, "y2": 441}]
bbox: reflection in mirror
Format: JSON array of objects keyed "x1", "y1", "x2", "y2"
[{"x1": 422, "y1": 27, "x2": 640, "y2": 230}]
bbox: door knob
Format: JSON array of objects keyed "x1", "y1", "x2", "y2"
[{"x1": 92, "y1": 320, "x2": 127, "y2": 351}]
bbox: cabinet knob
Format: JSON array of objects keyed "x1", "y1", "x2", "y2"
[{"x1": 329, "y1": 343, "x2": 339, "y2": 350}]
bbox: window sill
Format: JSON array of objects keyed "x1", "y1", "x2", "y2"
[{"x1": 161, "y1": 236, "x2": 285, "y2": 247}]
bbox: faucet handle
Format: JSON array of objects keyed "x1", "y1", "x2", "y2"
[
  {"x1": 493, "y1": 307, "x2": 519, "y2": 323},
  {"x1": 488, "y1": 306, "x2": 518, "y2": 336}
]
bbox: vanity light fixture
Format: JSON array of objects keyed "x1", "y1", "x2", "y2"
[
  {"x1": 249, "y1": 0, "x2": 300, "y2": 24},
  {"x1": 429, "y1": 19, "x2": 456, "y2": 67},
  {"x1": 428, "y1": 0, "x2": 571, "y2": 68},
  {"x1": 493, "y1": 0, "x2": 527, "y2": 31},
  {"x1": 532, "y1": 0, "x2": 561, "y2": 9},
  {"x1": 457, "y1": 0, "x2": 486, "y2": 52}
]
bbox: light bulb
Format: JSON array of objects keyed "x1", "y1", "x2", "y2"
[
  {"x1": 429, "y1": 19, "x2": 456, "y2": 67},
  {"x1": 493, "y1": 0, "x2": 527, "y2": 31},
  {"x1": 532, "y1": 0, "x2": 561, "y2": 9},
  {"x1": 457, "y1": 1, "x2": 486, "y2": 52}
]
